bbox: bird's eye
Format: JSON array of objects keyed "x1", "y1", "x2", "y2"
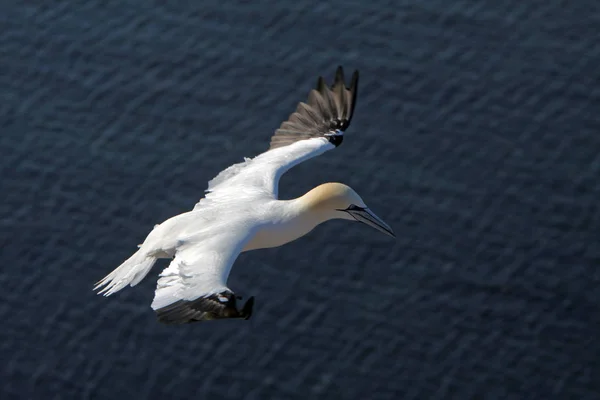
[{"x1": 345, "y1": 204, "x2": 364, "y2": 211}]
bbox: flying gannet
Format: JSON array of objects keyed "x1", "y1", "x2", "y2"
[{"x1": 94, "y1": 67, "x2": 395, "y2": 324}]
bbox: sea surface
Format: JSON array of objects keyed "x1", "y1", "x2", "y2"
[{"x1": 1, "y1": 1, "x2": 599, "y2": 399}]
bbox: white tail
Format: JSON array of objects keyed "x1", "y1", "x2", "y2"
[{"x1": 94, "y1": 250, "x2": 157, "y2": 296}]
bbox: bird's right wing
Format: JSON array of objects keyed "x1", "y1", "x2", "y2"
[
  {"x1": 194, "y1": 67, "x2": 359, "y2": 208},
  {"x1": 151, "y1": 223, "x2": 256, "y2": 324}
]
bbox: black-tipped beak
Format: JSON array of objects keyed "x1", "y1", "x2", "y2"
[{"x1": 345, "y1": 206, "x2": 395, "y2": 238}]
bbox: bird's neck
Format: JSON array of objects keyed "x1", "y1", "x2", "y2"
[
  {"x1": 242, "y1": 194, "x2": 332, "y2": 252},
  {"x1": 242, "y1": 188, "x2": 344, "y2": 252},
  {"x1": 290, "y1": 186, "x2": 342, "y2": 224}
]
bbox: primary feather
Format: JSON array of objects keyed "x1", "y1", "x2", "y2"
[{"x1": 270, "y1": 66, "x2": 358, "y2": 149}]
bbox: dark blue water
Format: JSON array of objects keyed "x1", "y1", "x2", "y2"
[{"x1": 2, "y1": 1, "x2": 599, "y2": 399}]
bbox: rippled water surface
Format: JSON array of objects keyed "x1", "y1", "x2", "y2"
[{"x1": 1, "y1": 1, "x2": 599, "y2": 399}]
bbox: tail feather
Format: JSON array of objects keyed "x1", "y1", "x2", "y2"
[{"x1": 94, "y1": 251, "x2": 157, "y2": 296}]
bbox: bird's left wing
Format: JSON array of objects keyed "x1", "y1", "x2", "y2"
[
  {"x1": 194, "y1": 67, "x2": 359, "y2": 207},
  {"x1": 151, "y1": 223, "x2": 256, "y2": 324}
]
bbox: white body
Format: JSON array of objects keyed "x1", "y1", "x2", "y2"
[
  {"x1": 93, "y1": 67, "x2": 386, "y2": 322},
  {"x1": 95, "y1": 138, "x2": 349, "y2": 310}
]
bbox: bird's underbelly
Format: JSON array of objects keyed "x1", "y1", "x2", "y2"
[{"x1": 242, "y1": 219, "x2": 316, "y2": 252}]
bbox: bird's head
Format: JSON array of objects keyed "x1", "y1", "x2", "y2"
[{"x1": 304, "y1": 183, "x2": 395, "y2": 238}]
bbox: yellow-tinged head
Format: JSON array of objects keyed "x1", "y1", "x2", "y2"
[
  {"x1": 301, "y1": 183, "x2": 395, "y2": 238},
  {"x1": 303, "y1": 182, "x2": 366, "y2": 212}
]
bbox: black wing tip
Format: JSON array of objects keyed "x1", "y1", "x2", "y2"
[
  {"x1": 316, "y1": 76, "x2": 327, "y2": 92},
  {"x1": 269, "y1": 66, "x2": 360, "y2": 150},
  {"x1": 315, "y1": 66, "x2": 360, "y2": 129},
  {"x1": 335, "y1": 66, "x2": 345, "y2": 83},
  {"x1": 155, "y1": 291, "x2": 255, "y2": 325},
  {"x1": 350, "y1": 68, "x2": 359, "y2": 87},
  {"x1": 348, "y1": 69, "x2": 359, "y2": 124},
  {"x1": 334, "y1": 67, "x2": 359, "y2": 122},
  {"x1": 317, "y1": 66, "x2": 359, "y2": 92},
  {"x1": 335, "y1": 66, "x2": 359, "y2": 132}
]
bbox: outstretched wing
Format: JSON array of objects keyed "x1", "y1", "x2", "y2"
[
  {"x1": 270, "y1": 66, "x2": 359, "y2": 150},
  {"x1": 194, "y1": 66, "x2": 359, "y2": 208},
  {"x1": 150, "y1": 223, "x2": 256, "y2": 324}
]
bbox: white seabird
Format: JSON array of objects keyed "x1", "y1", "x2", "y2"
[{"x1": 94, "y1": 67, "x2": 395, "y2": 324}]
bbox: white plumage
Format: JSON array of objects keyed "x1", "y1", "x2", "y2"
[{"x1": 95, "y1": 67, "x2": 395, "y2": 324}]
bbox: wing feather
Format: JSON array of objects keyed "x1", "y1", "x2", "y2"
[
  {"x1": 150, "y1": 225, "x2": 255, "y2": 324},
  {"x1": 193, "y1": 66, "x2": 359, "y2": 208},
  {"x1": 270, "y1": 66, "x2": 359, "y2": 150},
  {"x1": 194, "y1": 138, "x2": 334, "y2": 210}
]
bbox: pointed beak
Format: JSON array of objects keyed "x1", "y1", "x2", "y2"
[{"x1": 346, "y1": 207, "x2": 396, "y2": 238}]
